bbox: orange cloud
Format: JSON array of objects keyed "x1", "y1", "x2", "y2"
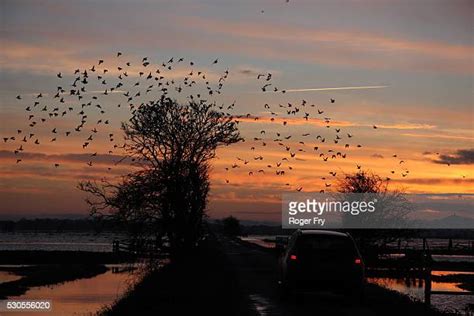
[
  {"x1": 236, "y1": 115, "x2": 436, "y2": 130},
  {"x1": 0, "y1": 40, "x2": 226, "y2": 83}
]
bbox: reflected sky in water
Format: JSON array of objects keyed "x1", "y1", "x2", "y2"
[
  {"x1": 6, "y1": 268, "x2": 135, "y2": 316},
  {"x1": 0, "y1": 271, "x2": 22, "y2": 284},
  {"x1": 369, "y1": 272, "x2": 472, "y2": 313}
]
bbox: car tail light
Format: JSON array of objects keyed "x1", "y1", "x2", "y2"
[
  {"x1": 354, "y1": 258, "x2": 362, "y2": 265},
  {"x1": 290, "y1": 254, "x2": 297, "y2": 261}
]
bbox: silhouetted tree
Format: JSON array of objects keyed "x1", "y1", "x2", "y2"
[
  {"x1": 221, "y1": 216, "x2": 241, "y2": 236},
  {"x1": 79, "y1": 98, "x2": 241, "y2": 260},
  {"x1": 336, "y1": 170, "x2": 412, "y2": 229},
  {"x1": 337, "y1": 171, "x2": 387, "y2": 194},
  {"x1": 123, "y1": 98, "x2": 241, "y2": 167},
  {"x1": 336, "y1": 171, "x2": 413, "y2": 252}
]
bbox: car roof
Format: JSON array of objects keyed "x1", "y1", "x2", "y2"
[{"x1": 297, "y1": 230, "x2": 349, "y2": 238}]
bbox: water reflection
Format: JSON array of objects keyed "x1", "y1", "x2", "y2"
[
  {"x1": 5, "y1": 267, "x2": 136, "y2": 316},
  {"x1": 432, "y1": 270, "x2": 474, "y2": 277},
  {"x1": 369, "y1": 276, "x2": 468, "y2": 296},
  {"x1": 368, "y1": 271, "x2": 472, "y2": 313},
  {"x1": 0, "y1": 271, "x2": 22, "y2": 284}
]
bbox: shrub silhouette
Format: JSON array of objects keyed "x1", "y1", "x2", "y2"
[{"x1": 221, "y1": 216, "x2": 241, "y2": 236}]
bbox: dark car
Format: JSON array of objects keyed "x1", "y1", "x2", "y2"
[{"x1": 278, "y1": 230, "x2": 365, "y2": 300}]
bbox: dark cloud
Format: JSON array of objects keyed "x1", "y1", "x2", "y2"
[
  {"x1": 371, "y1": 154, "x2": 384, "y2": 158},
  {"x1": 433, "y1": 148, "x2": 474, "y2": 165}
]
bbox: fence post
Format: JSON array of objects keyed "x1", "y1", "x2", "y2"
[
  {"x1": 424, "y1": 267, "x2": 431, "y2": 306},
  {"x1": 113, "y1": 239, "x2": 119, "y2": 253}
]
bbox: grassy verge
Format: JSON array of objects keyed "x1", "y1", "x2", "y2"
[
  {"x1": 0, "y1": 264, "x2": 107, "y2": 299},
  {"x1": 100, "y1": 236, "x2": 257, "y2": 316}
]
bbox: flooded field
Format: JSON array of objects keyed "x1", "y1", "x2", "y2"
[
  {"x1": 243, "y1": 235, "x2": 474, "y2": 314},
  {"x1": 1, "y1": 265, "x2": 137, "y2": 316},
  {"x1": 369, "y1": 272, "x2": 473, "y2": 313},
  {"x1": 0, "y1": 271, "x2": 22, "y2": 284},
  {"x1": 0, "y1": 232, "x2": 125, "y2": 252}
]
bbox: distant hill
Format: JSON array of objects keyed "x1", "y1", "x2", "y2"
[{"x1": 418, "y1": 214, "x2": 474, "y2": 229}]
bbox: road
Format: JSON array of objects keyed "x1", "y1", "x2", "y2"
[{"x1": 219, "y1": 236, "x2": 397, "y2": 316}]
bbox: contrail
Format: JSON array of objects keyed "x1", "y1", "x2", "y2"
[{"x1": 284, "y1": 85, "x2": 388, "y2": 93}]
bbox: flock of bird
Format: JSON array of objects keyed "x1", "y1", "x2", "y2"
[
  {"x1": 7, "y1": 54, "x2": 228, "y2": 169},
  {"x1": 4, "y1": 52, "x2": 413, "y2": 193},
  {"x1": 223, "y1": 93, "x2": 410, "y2": 192}
]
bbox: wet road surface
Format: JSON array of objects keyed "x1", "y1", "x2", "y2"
[{"x1": 220, "y1": 237, "x2": 383, "y2": 316}]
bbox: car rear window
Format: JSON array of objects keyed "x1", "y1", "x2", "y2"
[{"x1": 296, "y1": 235, "x2": 356, "y2": 256}]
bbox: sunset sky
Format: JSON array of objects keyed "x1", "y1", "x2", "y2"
[{"x1": 0, "y1": 0, "x2": 473, "y2": 221}]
